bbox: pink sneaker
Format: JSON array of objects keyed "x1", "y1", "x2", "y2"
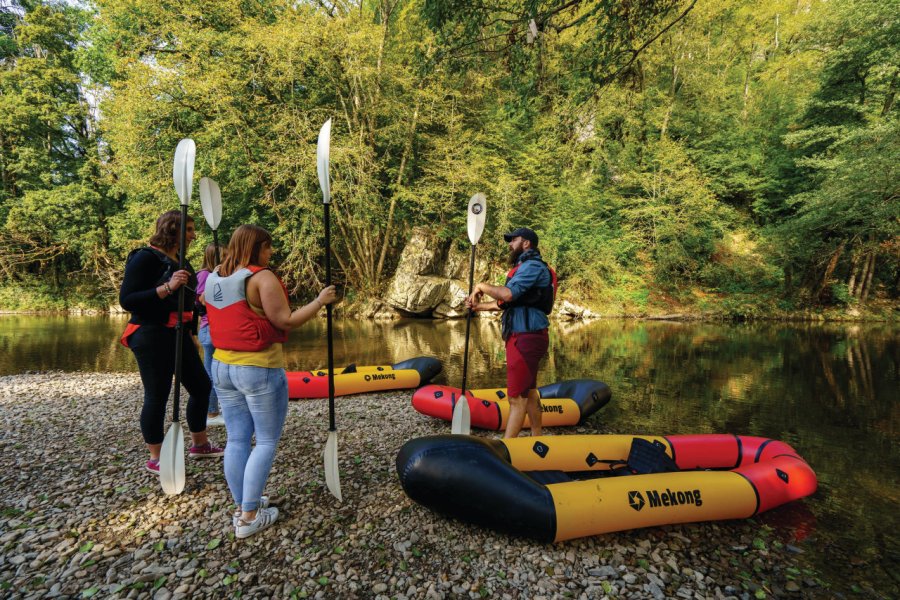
[
  {"x1": 146, "y1": 459, "x2": 160, "y2": 473},
  {"x1": 189, "y1": 442, "x2": 224, "y2": 459}
]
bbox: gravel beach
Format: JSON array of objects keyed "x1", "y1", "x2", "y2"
[{"x1": 1, "y1": 372, "x2": 831, "y2": 599}]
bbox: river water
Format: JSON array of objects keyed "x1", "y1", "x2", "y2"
[{"x1": 0, "y1": 315, "x2": 897, "y2": 595}]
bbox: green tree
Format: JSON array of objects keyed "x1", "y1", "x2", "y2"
[
  {"x1": 0, "y1": 1, "x2": 113, "y2": 304},
  {"x1": 774, "y1": 0, "x2": 899, "y2": 304}
]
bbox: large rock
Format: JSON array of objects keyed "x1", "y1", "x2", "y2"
[
  {"x1": 385, "y1": 227, "x2": 494, "y2": 317},
  {"x1": 384, "y1": 227, "x2": 451, "y2": 315},
  {"x1": 387, "y1": 275, "x2": 450, "y2": 316},
  {"x1": 432, "y1": 280, "x2": 468, "y2": 318}
]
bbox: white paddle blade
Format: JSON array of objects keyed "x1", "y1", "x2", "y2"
[
  {"x1": 199, "y1": 177, "x2": 223, "y2": 230},
  {"x1": 324, "y1": 431, "x2": 342, "y2": 502},
  {"x1": 451, "y1": 393, "x2": 471, "y2": 435},
  {"x1": 159, "y1": 423, "x2": 185, "y2": 495},
  {"x1": 173, "y1": 139, "x2": 196, "y2": 206},
  {"x1": 467, "y1": 193, "x2": 487, "y2": 245},
  {"x1": 317, "y1": 119, "x2": 332, "y2": 204}
]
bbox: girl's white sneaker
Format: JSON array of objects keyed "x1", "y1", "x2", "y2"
[{"x1": 235, "y1": 507, "x2": 278, "y2": 539}]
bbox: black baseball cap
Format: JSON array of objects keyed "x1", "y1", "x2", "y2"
[{"x1": 503, "y1": 227, "x2": 539, "y2": 247}]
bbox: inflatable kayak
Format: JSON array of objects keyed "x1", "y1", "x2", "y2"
[
  {"x1": 397, "y1": 434, "x2": 817, "y2": 542},
  {"x1": 287, "y1": 356, "x2": 441, "y2": 399},
  {"x1": 412, "y1": 380, "x2": 611, "y2": 430}
]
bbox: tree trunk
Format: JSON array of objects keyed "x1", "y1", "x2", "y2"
[
  {"x1": 847, "y1": 248, "x2": 860, "y2": 295},
  {"x1": 816, "y1": 241, "x2": 845, "y2": 301},
  {"x1": 855, "y1": 249, "x2": 872, "y2": 299},
  {"x1": 741, "y1": 44, "x2": 754, "y2": 119},
  {"x1": 774, "y1": 14, "x2": 780, "y2": 50},
  {"x1": 660, "y1": 63, "x2": 679, "y2": 138},
  {"x1": 376, "y1": 99, "x2": 419, "y2": 286},
  {"x1": 860, "y1": 252, "x2": 876, "y2": 303}
]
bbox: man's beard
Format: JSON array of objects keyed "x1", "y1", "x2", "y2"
[{"x1": 508, "y1": 248, "x2": 524, "y2": 266}]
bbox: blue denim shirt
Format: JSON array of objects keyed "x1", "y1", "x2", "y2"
[{"x1": 503, "y1": 251, "x2": 551, "y2": 336}]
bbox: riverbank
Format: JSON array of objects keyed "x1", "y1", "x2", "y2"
[
  {"x1": 0, "y1": 372, "x2": 846, "y2": 599},
  {"x1": 0, "y1": 303, "x2": 896, "y2": 323}
]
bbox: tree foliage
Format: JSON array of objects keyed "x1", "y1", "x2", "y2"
[{"x1": 0, "y1": 0, "x2": 896, "y2": 314}]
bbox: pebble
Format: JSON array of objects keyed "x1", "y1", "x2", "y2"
[{"x1": 0, "y1": 372, "x2": 834, "y2": 600}]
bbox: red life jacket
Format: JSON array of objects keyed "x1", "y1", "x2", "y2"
[{"x1": 205, "y1": 266, "x2": 289, "y2": 352}]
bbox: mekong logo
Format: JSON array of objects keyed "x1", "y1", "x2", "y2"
[
  {"x1": 471, "y1": 203, "x2": 483, "y2": 215},
  {"x1": 364, "y1": 373, "x2": 396, "y2": 382},
  {"x1": 628, "y1": 491, "x2": 645, "y2": 511},
  {"x1": 540, "y1": 404, "x2": 563, "y2": 414},
  {"x1": 629, "y1": 488, "x2": 703, "y2": 511}
]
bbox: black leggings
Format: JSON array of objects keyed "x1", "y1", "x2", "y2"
[{"x1": 129, "y1": 324, "x2": 212, "y2": 444}]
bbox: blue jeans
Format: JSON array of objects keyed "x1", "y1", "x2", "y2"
[
  {"x1": 197, "y1": 325, "x2": 219, "y2": 414},
  {"x1": 213, "y1": 361, "x2": 288, "y2": 512}
]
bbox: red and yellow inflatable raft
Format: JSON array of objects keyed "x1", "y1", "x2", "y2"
[
  {"x1": 397, "y1": 433, "x2": 817, "y2": 542},
  {"x1": 412, "y1": 379, "x2": 611, "y2": 430},
  {"x1": 287, "y1": 357, "x2": 441, "y2": 399}
]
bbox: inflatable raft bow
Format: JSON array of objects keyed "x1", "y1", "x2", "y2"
[
  {"x1": 412, "y1": 379, "x2": 611, "y2": 430},
  {"x1": 287, "y1": 356, "x2": 441, "y2": 399},
  {"x1": 397, "y1": 433, "x2": 817, "y2": 542}
]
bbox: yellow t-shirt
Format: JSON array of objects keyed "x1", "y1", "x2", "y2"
[{"x1": 214, "y1": 302, "x2": 285, "y2": 368}]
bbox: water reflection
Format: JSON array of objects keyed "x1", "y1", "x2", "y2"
[{"x1": 0, "y1": 315, "x2": 897, "y2": 594}]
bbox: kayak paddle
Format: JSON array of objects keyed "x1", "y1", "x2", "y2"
[
  {"x1": 318, "y1": 118, "x2": 342, "y2": 502},
  {"x1": 452, "y1": 192, "x2": 487, "y2": 435},
  {"x1": 199, "y1": 177, "x2": 223, "y2": 263},
  {"x1": 160, "y1": 137, "x2": 195, "y2": 495}
]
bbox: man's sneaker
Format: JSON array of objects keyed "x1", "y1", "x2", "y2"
[
  {"x1": 189, "y1": 442, "x2": 224, "y2": 459},
  {"x1": 206, "y1": 414, "x2": 226, "y2": 428},
  {"x1": 145, "y1": 459, "x2": 160, "y2": 474},
  {"x1": 235, "y1": 507, "x2": 279, "y2": 539},
  {"x1": 232, "y1": 496, "x2": 270, "y2": 527}
]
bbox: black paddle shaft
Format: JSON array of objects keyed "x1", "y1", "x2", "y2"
[
  {"x1": 460, "y1": 243, "x2": 476, "y2": 395},
  {"x1": 172, "y1": 204, "x2": 188, "y2": 423},
  {"x1": 213, "y1": 229, "x2": 220, "y2": 265},
  {"x1": 324, "y1": 201, "x2": 336, "y2": 432}
]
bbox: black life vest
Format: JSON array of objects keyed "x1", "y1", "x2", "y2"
[
  {"x1": 497, "y1": 255, "x2": 558, "y2": 315},
  {"x1": 125, "y1": 246, "x2": 198, "y2": 331},
  {"x1": 125, "y1": 247, "x2": 175, "y2": 288}
]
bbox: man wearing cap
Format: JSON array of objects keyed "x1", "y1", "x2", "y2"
[{"x1": 465, "y1": 227, "x2": 554, "y2": 438}]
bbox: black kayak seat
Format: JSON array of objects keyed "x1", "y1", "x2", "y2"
[{"x1": 525, "y1": 439, "x2": 680, "y2": 485}]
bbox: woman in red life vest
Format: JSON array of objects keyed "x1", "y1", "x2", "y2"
[
  {"x1": 204, "y1": 224, "x2": 336, "y2": 539},
  {"x1": 118, "y1": 211, "x2": 224, "y2": 475}
]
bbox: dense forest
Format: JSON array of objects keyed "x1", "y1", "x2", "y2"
[{"x1": 0, "y1": 0, "x2": 897, "y2": 317}]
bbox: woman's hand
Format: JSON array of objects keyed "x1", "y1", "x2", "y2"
[
  {"x1": 167, "y1": 269, "x2": 190, "y2": 291},
  {"x1": 317, "y1": 285, "x2": 337, "y2": 307}
]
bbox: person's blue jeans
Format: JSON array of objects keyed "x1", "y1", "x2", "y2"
[
  {"x1": 197, "y1": 325, "x2": 219, "y2": 414},
  {"x1": 212, "y1": 360, "x2": 288, "y2": 512}
]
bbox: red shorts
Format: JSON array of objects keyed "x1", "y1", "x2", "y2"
[{"x1": 506, "y1": 329, "x2": 549, "y2": 398}]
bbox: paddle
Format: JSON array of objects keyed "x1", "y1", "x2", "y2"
[
  {"x1": 159, "y1": 138, "x2": 195, "y2": 495},
  {"x1": 452, "y1": 192, "x2": 487, "y2": 435},
  {"x1": 199, "y1": 177, "x2": 223, "y2": 263},
  {"x1": 318, "y1": 118, "x2": 342, "y2": 502}
]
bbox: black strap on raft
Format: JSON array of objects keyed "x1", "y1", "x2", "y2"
[
  {"x1": 340, "y1": 363, "x2": 357, "y2": 375},
  {"x1": 611, "y1": 438, "x2": 680, "y2": 476}
]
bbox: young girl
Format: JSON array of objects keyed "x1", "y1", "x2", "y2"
[{"x1": 195, "y1": 243, "x2": 224, "y2": 427}]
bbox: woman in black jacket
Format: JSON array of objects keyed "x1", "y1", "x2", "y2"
[{"x1": 119, "y1": 210, "x2": 223, "y2": 473}]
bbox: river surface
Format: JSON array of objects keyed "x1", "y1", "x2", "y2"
[{"x1": 0, "y1": 315, "x2": 897, "y2": 596}]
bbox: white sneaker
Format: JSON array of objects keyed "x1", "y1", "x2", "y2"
[
  {"x1": 232, "y1": 496, "x2": 270, "y2": 527},
  {"x1": 206, "y1": 414, "x2": 226, "y2": 427},
  {"x1": 235, "y1": 507, "x2": 279, "y2": 539}
]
